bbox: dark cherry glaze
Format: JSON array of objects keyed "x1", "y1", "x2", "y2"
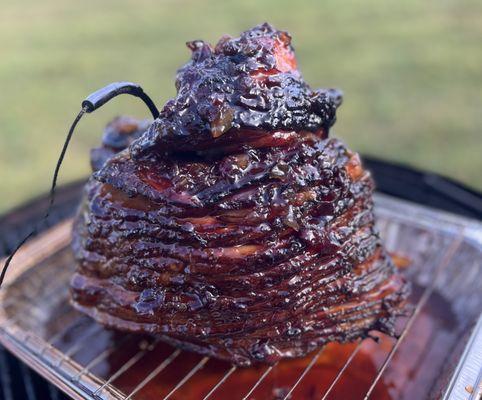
[
  {"x1": 71, "y1": 23, "x2": 409, "y2": 366},
  {"x1": 130, "y1": 22, "x2": 342, "y2": 156}
]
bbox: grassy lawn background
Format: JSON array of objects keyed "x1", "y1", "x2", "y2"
[{"x1": 1, "y1": 0, "x2": 481, "y2": 213}]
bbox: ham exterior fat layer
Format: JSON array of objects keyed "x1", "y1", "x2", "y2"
[{"x1": 71, "y1": 23, "x2": 409, "y2": 366}]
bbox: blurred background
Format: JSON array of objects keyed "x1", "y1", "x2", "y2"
[{"x1": 0, "y1": 0, "x2": 481, "y2": 213}]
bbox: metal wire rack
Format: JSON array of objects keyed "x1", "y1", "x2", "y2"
[{"x1": 0, "y1": 194, "x2": 480, "y2": 400}]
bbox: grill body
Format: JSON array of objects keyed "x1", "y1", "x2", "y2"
[
  {"x1": 0, "y1": 160, "x2": 480, "y2": 400},
  {"x1": 0, "y1": 194, "x2": 480, "y2": 400}
]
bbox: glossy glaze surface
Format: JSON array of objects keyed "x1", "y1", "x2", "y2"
[{"x1": 71, "y1": 23, "x2": 408, "y2": 366}]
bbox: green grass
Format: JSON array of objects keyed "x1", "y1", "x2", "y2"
[{"x1": 1, "y1": 0, "x2": 481, "y2": 213}]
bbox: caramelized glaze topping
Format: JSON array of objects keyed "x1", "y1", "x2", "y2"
[{"x1": 131, "y1": 23, "x2": 342, "y2": 157}]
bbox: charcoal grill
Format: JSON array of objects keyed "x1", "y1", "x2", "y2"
[{"x1": 0, "y1": 159, "x2": 480, "y2": 400}]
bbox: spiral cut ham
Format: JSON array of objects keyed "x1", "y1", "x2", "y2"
[{"x1": 71, "y1": 23, "x2": 409, "y2": 366}]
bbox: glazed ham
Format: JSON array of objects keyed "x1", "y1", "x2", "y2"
[{"x1": 71, "y1": 23, "x2": 409, "y2": 366}]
